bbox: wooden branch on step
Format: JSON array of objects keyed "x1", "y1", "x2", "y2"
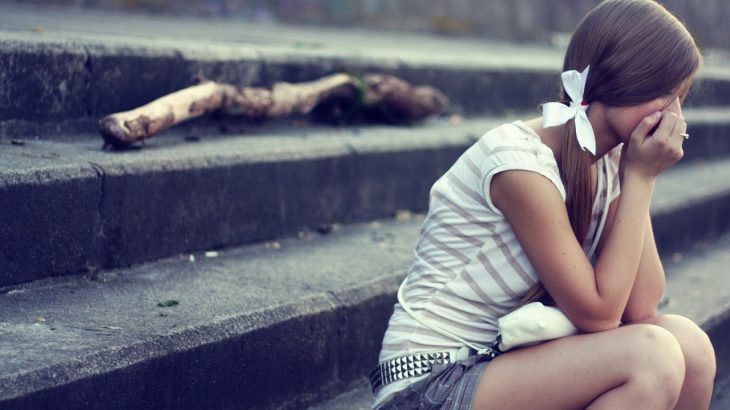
[{"x1": 98, "y1": 73, "x2": 448, "y2": 148}]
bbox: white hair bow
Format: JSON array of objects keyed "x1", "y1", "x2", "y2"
[{"x1": 542, "y1": 66, "x2": 596, "y2": 155}]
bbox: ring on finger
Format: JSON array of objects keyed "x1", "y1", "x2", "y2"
[{"x1": 679, "y1": 133, "x2": 690, "y2": 140}]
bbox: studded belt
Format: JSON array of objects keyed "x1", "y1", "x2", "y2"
[{"x1": 370, "y1": 346, "x2": 499, "y2": 393}]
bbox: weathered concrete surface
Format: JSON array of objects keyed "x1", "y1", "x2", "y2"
[
  {"x1": 652, "y1": 155, "x2": 730, "y2": 254},
  {"x1": 683, "y1": 108, "x2": 730, "y2": 161},
  {"x1": 2, "y1": 3, "x2": 730, "y2": 137},
  {"x1": 0, "y1": 117, "x2": 495, "y2": 287},
  {"x1": 0, "y1": 165, "x2": 102, "y2": 285},
  {"x1": 0, "y1": 216, "x2": 420, "y2": 409},
  {"x1": 712, "y1": 375, "x2": 730, "y2": 410},
  {"x1": 2, "y1": 114, "x2": 730, "y2": 287},
  {"x1": 2, "y1": 216, "x2": 729, "y2": 409},
  {"x1": 0, "y1": 40, "x2": 90, "y2": 122}
]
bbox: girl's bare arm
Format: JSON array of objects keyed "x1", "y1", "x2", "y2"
[
  {"x1": 492, "y1": 111, "x2": 684, "y2": 332},
  {"x1": 492, "y1": 167, "x2": 654, "y2": 332},
  {"x1": 621, "y1": 218, "x2": 665, "y2": 322},
  {"x1": 596, "y1": 201, "x2": 666, "y2": 322}
]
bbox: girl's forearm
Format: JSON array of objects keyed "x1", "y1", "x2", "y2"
[
  {"x1": 592, "y1": 171, "x2": 656, "y2": 323},
  {"x1": 622, "y1": 219, "x2": 666, "y2": 322}
]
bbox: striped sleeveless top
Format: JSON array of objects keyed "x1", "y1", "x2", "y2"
[{"x1": 373, "y1": 121, "x2": 621, "y2": 407}]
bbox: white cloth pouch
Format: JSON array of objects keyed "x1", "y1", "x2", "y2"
[{"x1": 497, "y1": 302, "x2": 579, "y2": 351}]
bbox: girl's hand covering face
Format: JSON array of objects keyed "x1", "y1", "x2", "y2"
[{"x1": 622, "y1": 97, "x2": 687, "y2": 179}]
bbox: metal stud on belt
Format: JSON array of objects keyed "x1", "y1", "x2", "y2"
[{"x1": 369, "y1": 351, "x2": 451, "y2": 393}]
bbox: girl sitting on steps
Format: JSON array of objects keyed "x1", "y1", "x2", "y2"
[{"x1": 371, "y1": 0, "x2": 716, "y2": 408}]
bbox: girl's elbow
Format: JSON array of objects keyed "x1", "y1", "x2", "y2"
[
  {"x1": 575, "y1": 317, "x2": 621, "y2": 333},
  {"x1": 571, "y1": 306, "x2": 623, "y2": 332},
  {"x1": 622, "y1": 305, "x2": 659, "y2": 324}
]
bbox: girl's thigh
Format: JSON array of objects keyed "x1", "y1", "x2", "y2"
[{"x1": 472, "y1": 324, "x2": 685, "y2": 410}]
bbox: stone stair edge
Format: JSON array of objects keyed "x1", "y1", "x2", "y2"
[
  {"x1": 3, "y1": 216, "x2": 730, "y2": 409},
  {"x1": 0, "y1": 117, "x2": 492, "y2": 288},
  {"x1": 1, "y1": 107, "x2": 728, "y2": 172},
  {"x1": 0, "y1": 276, "x2": 397, "y2": 400},
  {"x1": 0, "y1": 215, "x2": 420, "y2": 409},
  {"x1": 2, "y1": 117, "x2": 730, "y2": 287},
  {"x1": 0, "y1": 35, "x2": 558, "y2": 132},
  {"x1": 3, "y1": 24, "x2": 730, "y2": 78},
  {"x1": 0, "y1": 118, "x2": 488, "y2": 176},
  {"x1": 3, "y1": 33, "x2": 730, "y2": 133}
]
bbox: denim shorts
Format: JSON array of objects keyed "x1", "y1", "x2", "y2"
[{"x1": 376, "y1": 354, "x2": 492, "y2": 410}]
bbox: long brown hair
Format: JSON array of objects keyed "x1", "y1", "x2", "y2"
[{"x1": 523, "y1": 0, "x2": 702, "y2": 304}]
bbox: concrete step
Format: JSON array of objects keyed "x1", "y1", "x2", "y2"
[
  {"x1": 0, "y1": 216, "x2": 422, "y2": 410},
  {"x1": 0, "y1": 116, "x2": 495, "y2": 287},
  {"x1": 2, "y1": 3, "x2": 730, "y2": 137},
  {"x1": 2, "y1": 216, "x2": 730, "y2": 410},
  {"x1": 3, "y1": 114, "x2": 730, "y2": 287},
  {"x1": 711, "y1": 374, "x2": 730, "y2": 410}
]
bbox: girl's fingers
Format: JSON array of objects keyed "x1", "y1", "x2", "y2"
[
  {"x1": 626, "y1": 110, "x2": 686, "y2": 175},
  {"x1": 672, "y1": 120, "x2": 688, "y2": 146},
  {"x1": 652, "y1": 111, "x2": 680, "y2": 141},
  {"x1": 630, "y1": 111, "x2": 663, "y2": 145}
]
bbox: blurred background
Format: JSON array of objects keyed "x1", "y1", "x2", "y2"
[{"x1": 7, "y1": 0, "x2": 730, "y2": 49}]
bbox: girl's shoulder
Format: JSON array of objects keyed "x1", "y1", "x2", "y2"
[
  {"x1": 466, "y1": 121, "x2": 566, "y2": 211},
  {"x1": 475, "y1": 121, "x2": 556, "y2": 163},
  {"x1": 479, "y1": 121, "x2": 545, "y2": 149},
  {"x1": 472, "y1": 121, "x2": 558, "y2": 171}
]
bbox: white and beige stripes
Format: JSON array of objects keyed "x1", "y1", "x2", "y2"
[{"x1": 373, "y1": 121, "x2": 621, "y2": 408}]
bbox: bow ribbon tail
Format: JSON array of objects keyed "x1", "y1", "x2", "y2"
[
  {"x1": 542, "y1": 102, "x2": 577, "y2": 128},
  {"x1": 574, "y1": 110, "x2": 597, "y2": 155}
]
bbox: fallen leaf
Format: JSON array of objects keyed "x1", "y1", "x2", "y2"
[{"x1": 395, "y1": 209, "x2": 412, "y2": 221}]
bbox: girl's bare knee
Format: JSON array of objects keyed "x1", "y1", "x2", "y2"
[
  {"x1": 658, "y1": 314, "x2": 717, "y2": 389},
  {"x1": 623, "y1": 325, "x2": 685, "y2": 405}
]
